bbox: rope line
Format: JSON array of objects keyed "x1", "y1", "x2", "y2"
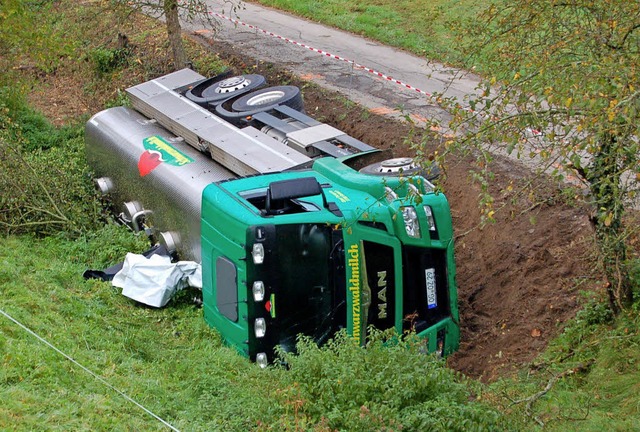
[{"x1": 0, "y1": 307, "x2": 181, "y2": 432}]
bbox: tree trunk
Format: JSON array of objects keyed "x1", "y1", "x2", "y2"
[
  {"x1": 163, "y1": 0, "x2": 188, "y2": 69},
  {"x1": 589, "y1": 132, "x2": 633, "y2": 314}
]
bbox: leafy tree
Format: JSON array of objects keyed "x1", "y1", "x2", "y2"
[
  {"x1": 437, "y1": 0, "x2": 639, "y2": 312},
  {"x1": 114, "y1": 0, "x2": 239, "y2": 69}
]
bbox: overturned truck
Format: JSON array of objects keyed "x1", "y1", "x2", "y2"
[{"x1": 85, "y1": 69, "x2": 460, "y2": 366}]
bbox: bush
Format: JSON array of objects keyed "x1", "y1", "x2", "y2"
[
  {"x1": 0, "y1": 89, "x2": 104, "y2": 236},
  {"x1": 90, "y1": 46, "x2": 132, "y2": 76},
  {"x1": 260, "y1": 330, "x2": 506, "y2": 431}
]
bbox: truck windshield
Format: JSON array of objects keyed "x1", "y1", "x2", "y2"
[{"x1": 270, "y1": 223, "x2": 346, "y2": 352}]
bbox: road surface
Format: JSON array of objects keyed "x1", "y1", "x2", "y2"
[{"x1": 183, "y1": 1, "x2": 482, "y2": 125}]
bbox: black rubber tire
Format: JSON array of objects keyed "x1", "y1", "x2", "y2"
[
  {"x1": 230, "y1": 86, "x2": 303, "y2": 112},
  {"x1": 184, "y1": 73, "x2": 266, "y2": 106},
  {"x1": 359, "y1": 158, "x2": 441, "y2": 181},
  {"x1": 215, "y1": 86, "x2": 305, "y2": 126}
]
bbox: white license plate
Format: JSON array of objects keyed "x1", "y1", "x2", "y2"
[{"x1": 425, "y1": 268, "x2": 437, "y2": 309}]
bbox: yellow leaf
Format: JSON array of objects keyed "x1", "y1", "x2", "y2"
[
  {"x1": 513, "y1": 72, "x2": 521, "y2": 80},
  {"x1": 604, "y1": 213, "x2": 613, "y2": 227},
  {"x1": 608, "y1": 110, "x2": 615, "y2": 122},
  {"x1": 565, "y1": 97, "x2": 572, "y2": 108}
]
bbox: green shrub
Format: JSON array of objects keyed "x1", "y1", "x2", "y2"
[
  {"x1": 90, "y1": 46, "x2": 132, "y2": 76},
  {"x1": 263, "y1": 329, "x2": 506, "y2": 431},
  {"x1": 0, "y1": 89, "x2": 104, "y2": 236}
]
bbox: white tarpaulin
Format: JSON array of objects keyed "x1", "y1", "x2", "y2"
[{"x1": 112, "y1": 253, "x2": 202, "y2": 307}]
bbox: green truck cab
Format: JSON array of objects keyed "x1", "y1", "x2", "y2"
[{"x1": 201, "y1": 157, "x2": 458, "y2": 366}]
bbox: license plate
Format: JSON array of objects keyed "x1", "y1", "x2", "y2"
[{"x1": 425, "y1": 268, "x2": 437, "y2": 309}]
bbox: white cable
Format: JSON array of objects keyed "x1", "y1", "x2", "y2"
[{"x1": 0, "y1": 307, "x2": 181, "y2": 432}]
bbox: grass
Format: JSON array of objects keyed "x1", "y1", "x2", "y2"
[
  {"x1": 486, "y1": 294, "x2": 640, "y2": 431},
  {"x1": 250, "y1": 0, "x2": 489, "y2": 70},
  {"x1": 0, "y1": 231, "x2": 504, "y2": 431},
  {"x1": 0, "y1": 230, "x2": 265, "y2": 430}
]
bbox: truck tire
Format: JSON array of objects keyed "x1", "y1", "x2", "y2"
[
  {"x1": 359, "y1": 157, "x2": 441, "y2": 181},
  {"x1": 215, "y1": 86, "x2": 305, "y2": 125},
  {"x1": 230, "y1": 86, "x2": 304, "y2": 113},
  {"x1": 185, "y1": 74, "x2": 266, "y2": 106}
]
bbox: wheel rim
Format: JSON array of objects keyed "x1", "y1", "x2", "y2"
[
  {"x1": 245, "y1": 90, "x2": 286, "y2": 106},
  {"x1": 377, "y1": 157, "x2": 416, "y2": 173},
  {"x1": 216, "y1": 76, "x2": 251, "y2": 93}
]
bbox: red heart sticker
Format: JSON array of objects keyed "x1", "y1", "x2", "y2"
[{"x1": 138, "y1": 150, "x2": 162, "y2": 176}]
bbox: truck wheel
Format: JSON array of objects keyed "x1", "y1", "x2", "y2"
[
  {"x1": 230, "y1": 86, "x2": 304, "y2": 113},
  {"x1": 185, "y1": 74, "x2": 266, "y2": 106},
  {"x1": 359, "y1": 157, "x2": 441, "y2": 181}
]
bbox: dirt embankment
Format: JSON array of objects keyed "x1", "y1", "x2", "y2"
[
  {"x1": 25, "y1": 32, "x2": 600, "y2": 382},
  {"x1": 296, "y1": 72, "x2": 598, "y2": 381}
]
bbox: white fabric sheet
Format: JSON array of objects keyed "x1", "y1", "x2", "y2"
[{"x1": 112, "y1": 253, "x2": 202, "y2": 307}]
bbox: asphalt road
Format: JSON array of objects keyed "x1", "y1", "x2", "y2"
[{"x1": 183, "y1": 1, "x2": 483, "y2": 125}]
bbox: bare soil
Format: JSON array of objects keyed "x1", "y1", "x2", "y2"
[
  {"x1": 300, "y1": 81, "x2": 598, "y2": 382},
  {"x1": 24, "y1": 25, "x2": 600, "y2": 382}
]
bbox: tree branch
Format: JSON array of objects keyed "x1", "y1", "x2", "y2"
[
  {"x1": 606, "y1": 22, "x2": 640, "y2": 50},
  {"x1": 512, "y1": 362, "x2": 594, "y2": 427}
]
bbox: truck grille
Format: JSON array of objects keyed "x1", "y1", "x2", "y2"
[{"x1": 362, "y1": 241, "x2": 396, "y2": 330}]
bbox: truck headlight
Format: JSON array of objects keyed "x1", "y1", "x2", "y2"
[
  {"x1": 424, "y1": 206, "x2": 436, "y2": 231},
  {"x1": 384, "y1": 186, "x2": 398, "y2": 203},
  {"x1": 401, "y1": 206, "x2": 421, "y2": 238},
  {"x1": 252, "y1": 243, "x2": 265, "y2": 264},
  {"x1": 256, "y1": 352, "x2": 268, "y2": 368},
  {"x1": 254, "y1": 318, "x2": 266, "y2": 338},
  {"x1": 407, "y1": 183, "x2": 420, "y2": 197},
  {"x1": 252, "y1": 281, "x2": 265, "y2": 302}
]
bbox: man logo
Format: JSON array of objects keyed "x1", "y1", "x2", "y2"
[{"x1": 377, "y1": 270, "x2": 387, "y2": 319}]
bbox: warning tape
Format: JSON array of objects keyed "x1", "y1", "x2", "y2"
[
  {"x1": 210, "y1": 11, "x2": 434, "y2": 99},
  {"x1": 209, "y1": 10, "x2": 495, "y2": 124}
]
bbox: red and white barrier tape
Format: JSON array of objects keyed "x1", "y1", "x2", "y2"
[
  {"x1": 210, "y1": 11, "x2": 433, "y2": 98},
  {"x1": 210, "y1": 11, "x2": 492, "y2": 124}
]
